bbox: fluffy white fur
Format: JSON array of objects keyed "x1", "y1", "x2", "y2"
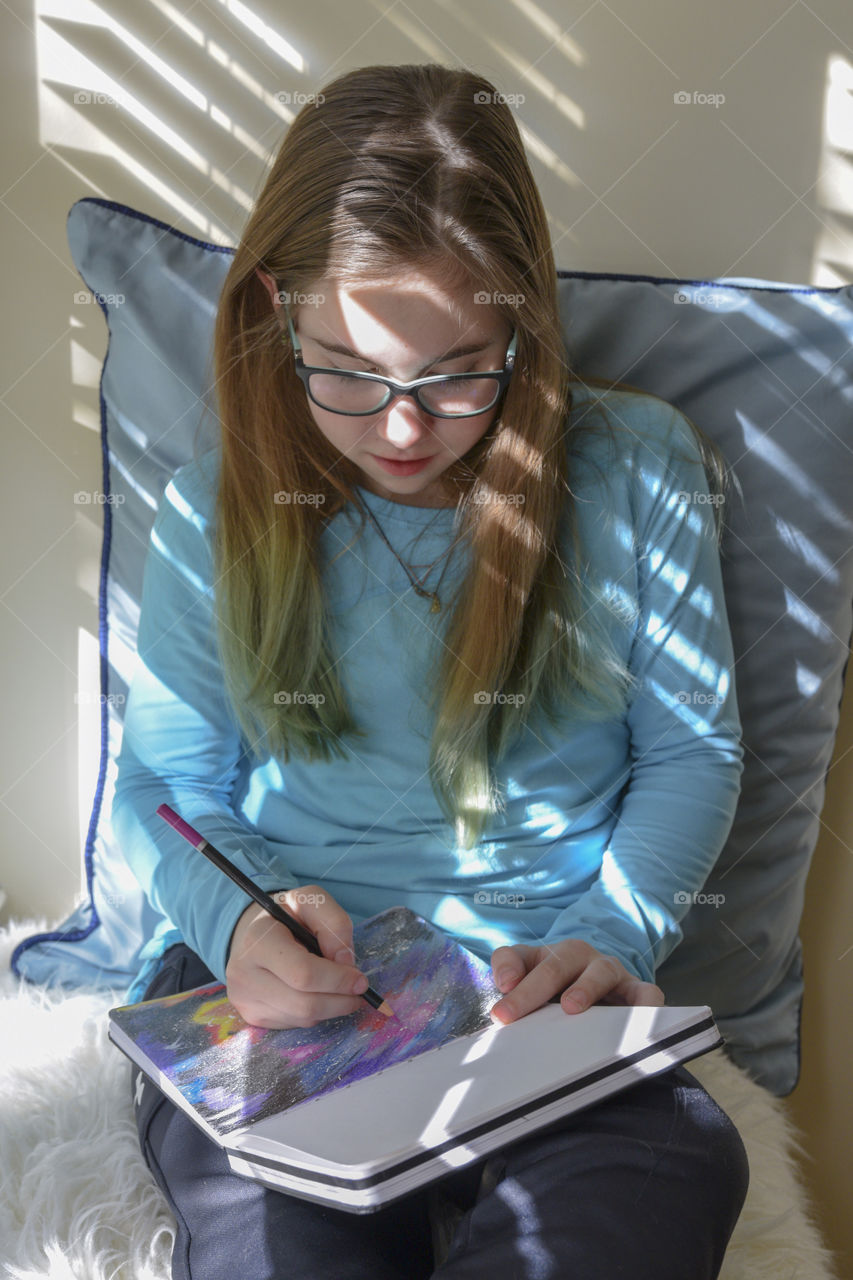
[
  {"x1": 0, "y1": 921, "x2": 174, "y2": 1280},
  {"x1": 0, "y1": 919, "x2": 837, "y2": 1279}
]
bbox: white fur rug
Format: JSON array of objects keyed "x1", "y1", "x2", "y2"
[{"x1": 0, "y1": 919, "x2": 838, "y2": 1279}]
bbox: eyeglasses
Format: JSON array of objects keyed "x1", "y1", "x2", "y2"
[{"x1": 283, "y1": 305, "x2": 516, "y2": 419}]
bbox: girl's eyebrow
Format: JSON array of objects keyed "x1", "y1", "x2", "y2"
[{"x1": 304, "y1": 333, "x2": 493, "y2": 377}]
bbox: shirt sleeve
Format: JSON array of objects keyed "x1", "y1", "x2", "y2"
[
  {"x1": 540, "y1": 403, "x2": 744, "y2": 982},
  {"x1": 111, "y1": 464, "x2": 299, "y2": 984}
]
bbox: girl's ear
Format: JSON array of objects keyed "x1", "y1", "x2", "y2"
[{"x1": 255, "y1": 267, "x2": 280, "y2": 309}]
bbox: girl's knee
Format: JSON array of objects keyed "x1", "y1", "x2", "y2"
[{"x1": 675, "y1": 1067, "x2": 750, "y2": 1215}]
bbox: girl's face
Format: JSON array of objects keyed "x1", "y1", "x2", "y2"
[{"x1": 260, "y1": 269, "x2": 513, "y2": 507}]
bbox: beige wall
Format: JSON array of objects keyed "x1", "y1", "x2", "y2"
[
  {"x1": 2, "y1": 0, "x2": 851, "y2": 1267},
  {"x1": 791, "y1": 669, "x2": 853, "y2": 1274}
]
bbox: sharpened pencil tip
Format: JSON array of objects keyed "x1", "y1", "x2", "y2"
[{"x1": 378, "y1": 1000, "x2": 395, "y2": 1018}]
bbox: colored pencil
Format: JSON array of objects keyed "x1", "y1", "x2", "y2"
[{"x1": 156, "y1": 803, "x2": 393, "y2": 1017}]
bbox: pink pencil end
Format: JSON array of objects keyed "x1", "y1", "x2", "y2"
[{"x1": 157, "y1": 803, "x2": 206, "y2": 850}]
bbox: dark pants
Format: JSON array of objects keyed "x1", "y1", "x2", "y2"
[{"x1": 131, "y1": 944, "x2": 749, "y2": 1280}]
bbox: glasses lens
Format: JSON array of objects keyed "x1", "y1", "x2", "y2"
[
  {"x1": 307, "y1": 373, "x2": 387, "y2": 414},
  {"x1": 420, "y1": 377, "x2": 501, "y2": 416},
  {"x1": 307, "y1": 373, "x2": 501, "y2": 416}
]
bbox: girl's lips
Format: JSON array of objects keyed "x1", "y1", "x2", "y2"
[{"x1": 370, "y1": 454, "x2": 436, "y2": 476}]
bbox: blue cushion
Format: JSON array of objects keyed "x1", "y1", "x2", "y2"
[{"x1": 12, "y1": 198, "x2": 853, "y2": 1096}]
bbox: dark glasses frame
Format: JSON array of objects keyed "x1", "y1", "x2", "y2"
[{"x1": 281, "y1": 302, "x2": 517, "y2": 419}]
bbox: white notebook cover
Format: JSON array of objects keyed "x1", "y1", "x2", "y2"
[{"x1": 224, "y1": 1002, "x2": 721, "y2": 1211}]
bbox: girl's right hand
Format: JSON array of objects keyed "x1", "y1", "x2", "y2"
[{"x1": 224, "y1": 885, "x2": 369, "y2": 1029}]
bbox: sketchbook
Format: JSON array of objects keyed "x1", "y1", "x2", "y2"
[{"x1": 109, "y1": 906, "x2": 723, "y2": 1213}]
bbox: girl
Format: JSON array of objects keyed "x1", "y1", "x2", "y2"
[{"x1": 113, "y1": 62, "x2": 748, "y2": 1280}]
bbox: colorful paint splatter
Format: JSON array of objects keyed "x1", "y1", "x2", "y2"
[{"x1": 111, "y1": 907, "x2": 502, "y2": 1136}]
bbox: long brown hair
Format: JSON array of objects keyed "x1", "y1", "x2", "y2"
[{"x1": 212, "y1": 63, "x2": 726, "y2": 848}]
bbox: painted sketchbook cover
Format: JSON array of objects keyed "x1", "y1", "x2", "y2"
[{"x1": 110, "y1": 907, "x2": 502, "y2": 1139}]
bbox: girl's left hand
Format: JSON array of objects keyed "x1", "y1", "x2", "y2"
[{"x1": 489, "y1": 939, "x2": 664, "y2": 1024}]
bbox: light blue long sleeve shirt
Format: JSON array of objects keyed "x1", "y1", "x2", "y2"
[{"x1": 112, "y1": 385, "x2": 743, "y2": 1004}]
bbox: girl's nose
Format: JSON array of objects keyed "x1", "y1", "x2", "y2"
[{"x1": 375, "y1": 398, "x2": 431, "y2": 451}]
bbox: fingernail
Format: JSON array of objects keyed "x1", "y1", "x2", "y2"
[
  {"x1": 335, "y1": 947, "x2": 355, "y2": 964},
  {"x1": 351, "y1": 974, "x2": 368, "y2": 995},
  {"x1": 494, "y1": 968, "x2": 515, "y2": 989},
  {"x1": 562, "y1": 991, "x2": 585, "y2": 1012}
]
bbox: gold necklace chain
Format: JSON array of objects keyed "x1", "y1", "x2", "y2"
[{"x1": 357, "y1": 499, "x2": 457, "y2": 613}]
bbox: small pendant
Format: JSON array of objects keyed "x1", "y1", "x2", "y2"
[{"x1": 430, "y1": 595, "x2": 441, "y2": 613}]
